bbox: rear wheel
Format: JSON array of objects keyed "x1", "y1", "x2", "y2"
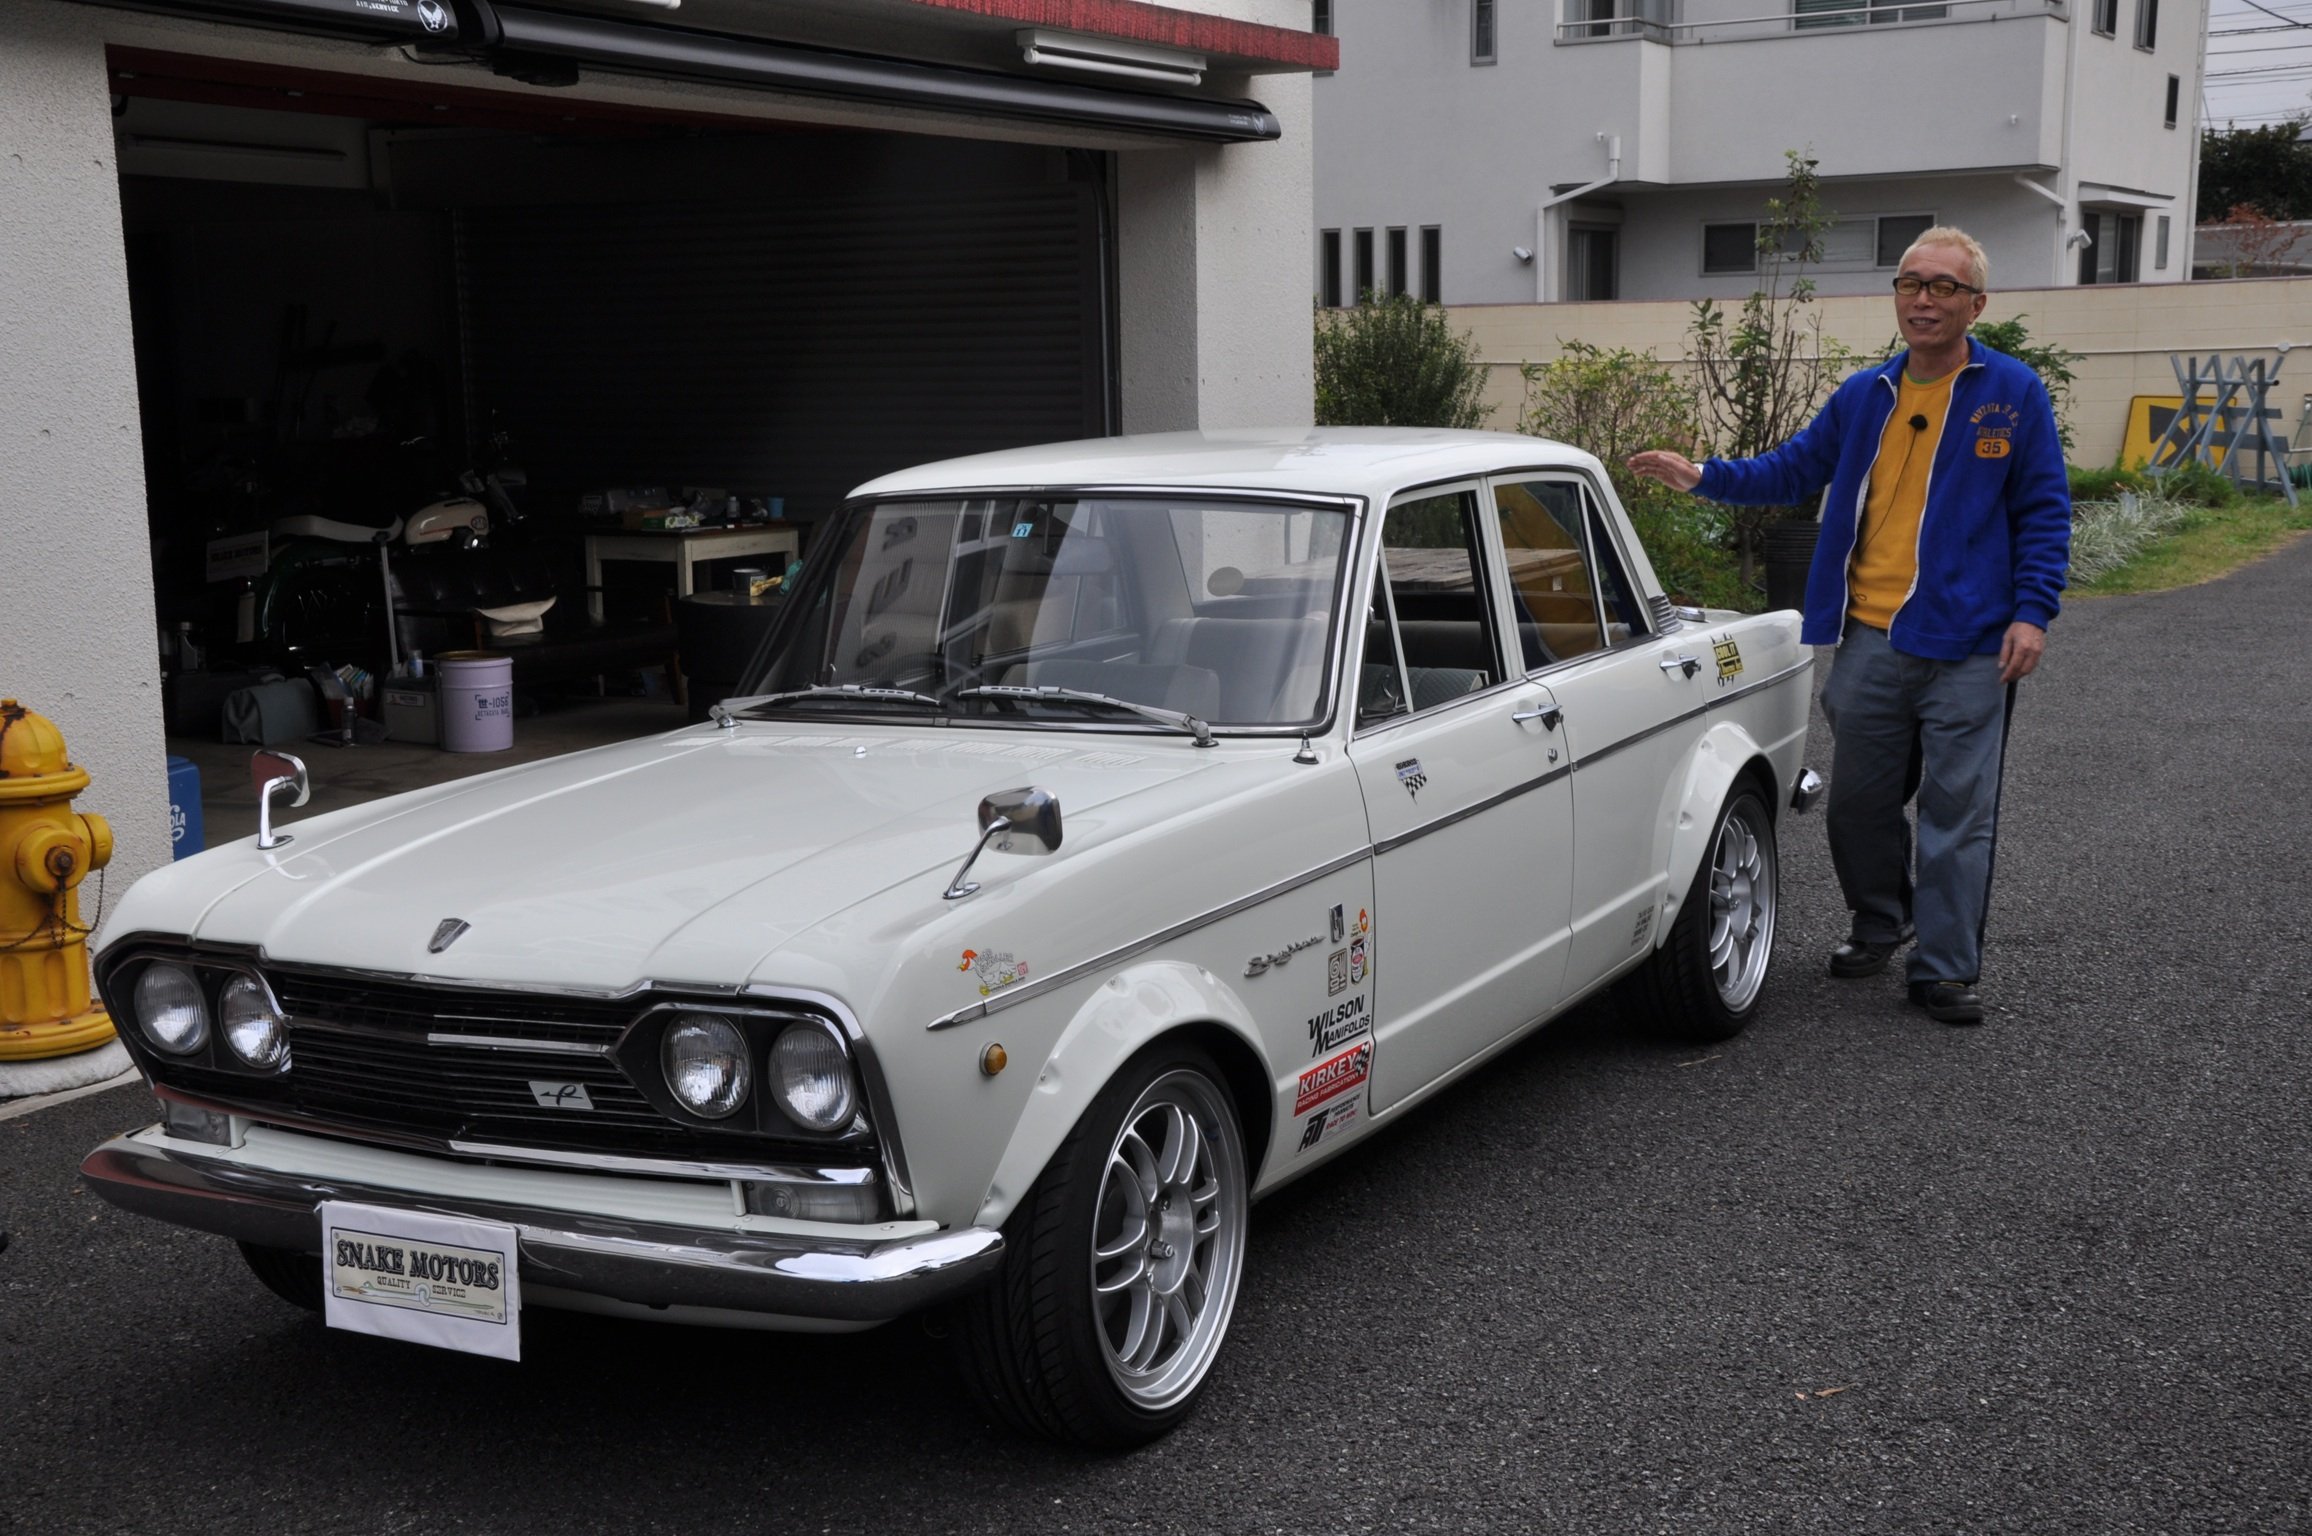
[
  {"x1": 237, "y1": 1241, "x2": 324, "y2": 1313},
  {"x1": 1619, "y1": 783, "x2": 1778, "y2": 1042},
  {"x1": 951, "y1": 1044, "x2": 1249, "y2": 1449}
]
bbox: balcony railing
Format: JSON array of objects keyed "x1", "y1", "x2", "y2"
[{"x1": 1556, "y1": 0, "x2": 2065, "y2": 45}]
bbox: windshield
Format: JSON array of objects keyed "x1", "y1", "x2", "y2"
[{"x1": 740, "y1": 495, "x2": 1354, "y2": 731}]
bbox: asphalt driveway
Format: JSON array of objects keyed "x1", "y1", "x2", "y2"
[{"x1": 3, "y1": 533, "x2": 2307, "y2": 1533}]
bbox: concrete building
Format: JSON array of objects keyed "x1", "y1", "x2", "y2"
[
  {"x1": 1312, "y1": 0, "x2": 2206, "y2": 307},
  {"x1": 0, "y1": 0, "x2": 1327, "y2": 894}
]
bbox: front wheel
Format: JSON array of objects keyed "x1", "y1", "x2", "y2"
[
  {"x1": 951, "y1": 1045, "x2": 1249, "y2": 1449},
  {"x1": 1618, "y1": 783, "x2": 1779, "y2": 1042}
]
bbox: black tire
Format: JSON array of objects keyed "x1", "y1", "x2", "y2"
[
  {"x1": 238, "y1": 1241, "x2": 325, "y2": 1313},
  {"x1": 950, "y1": 1043, "x2": 1250, "y2": 1449},
  {"x1": 1618, "y1": 783, "x2": 1779, "y2": 1043}
]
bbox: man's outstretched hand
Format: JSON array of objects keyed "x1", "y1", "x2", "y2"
[{"x1": 1626, "y1": 451, "x2": 1703, "y2": 493}]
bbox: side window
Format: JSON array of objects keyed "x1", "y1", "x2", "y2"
[
  {"x1": 1360, "y1": 489, "x2": 1501, "y2": 722},
  {"x1": 1586, "y1": 506, "x2": 1651, "y2": 640},
  {"x1": 1494, "y1": 479, "x2": 1602, "y2": 666}
]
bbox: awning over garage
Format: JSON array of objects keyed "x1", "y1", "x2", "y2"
[{"x1": 68, "y1": 0, "x2": 1317, "y2": 142}]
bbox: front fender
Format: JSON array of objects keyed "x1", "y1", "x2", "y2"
[
  {"x1": 969, "y1": 959, "x2": 1269, "y2": 1229},
  {"x1": 1657, "y1": 720, "x2": 1776, "y2": 947}
]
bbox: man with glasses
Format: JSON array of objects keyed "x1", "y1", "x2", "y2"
[{"x1": 1629, "y1": 227, "x2": 2069, "y2": 1026}]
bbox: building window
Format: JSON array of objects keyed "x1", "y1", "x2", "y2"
[
  {"x1": 1421, "y1": 226, "x2": 1443, "y2": 303},
  {"x1": 1702, "y1": 222, "x2": 1759, "y2": 274},
  {"x1": 1386, "y1": 227, "x2": 1409, "y2": 297},
  {"x1": 1569, "y1": 226, "x2": 1619, "y2": 300},
  {"x1": 2164, "y1": 74, "x2": 2179, "y2": 127},
  {"x1": 2092, "y1": 0, "x2": 2115, "y2": 33},
  {"x1": 1321, "y1": 229, "x2": 1343, "y2": 308},
  {"x1": 1353, "y1": 228, "x2": 1375, "y2": 302},
  {"x1": 1876, "y1": 214, "x2": 1935, "y2": 267},
  {"x1": 1313, "y1": 0, "x2": 1332, "y2": 35},
  {"x1": 2134, "y1": 0, "x2": 2156, "y2": 49},
  {"x1": 2079, "y1": 211, "x2": 2142, "y2": 284},
  {"x1": 2155, "y1": 214, "x2": 2171, "y2": 271},
  {"x1": 1706, "y1": 214, "x2": 1930, "y2": 276},
  {"x1": 1473, "y1": 0, "x2": 1498, "y2": 63}
]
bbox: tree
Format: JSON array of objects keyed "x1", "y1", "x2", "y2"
[
  {"x1": 1687, "y1": 150, "x2": 1853, "y2": 584},
  {"x1": 2202, "y1": 202, "x2": 2312, "y2": 277},
  {"x1": 1314, "y1": 294, "x2": 1493, "y2": 429},
  {"x1": 2196, "y1": 118, "x2": 2312, "y2": 223}
]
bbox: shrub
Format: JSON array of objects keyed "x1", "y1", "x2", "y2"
[
  {"x1": 1314, "y1": 295, "x2": 1493, "y2": 429},
  {"x1": 1517, "y1": 341, "x2": 1757, "y2": 611},
  {"x1": 2070, "y1": 487, "x2": 2197, "y2": 585}
]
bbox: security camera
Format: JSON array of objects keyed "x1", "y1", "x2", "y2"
[
  {"x1": 2065, "y1": 230, "x2": 2093, "y2": 250},
  {"x1": 1512, "y1": 245, "x2": 1534, "y2": 263}
]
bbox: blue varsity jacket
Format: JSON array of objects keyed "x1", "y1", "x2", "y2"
[{"x1": 1695, "y1": 337, "x2": 2072, "y2": 659}]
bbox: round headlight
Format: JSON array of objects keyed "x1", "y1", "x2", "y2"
[
  {"x1": 662, "y1": 1013, "x2": 751, "y2": 1119},
  {"x1": 134, "y1": 963, "x2": 209, "y2": 1055},
  {"x1": 770, "y1": 1024, "x2": 856, "y2": 1132},
  {"x1": 220, "y1": 973, "x2": 288, "y2": 1069}
]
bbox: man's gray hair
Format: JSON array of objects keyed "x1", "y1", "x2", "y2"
[{"x1": 1901, "y1": 226, "x2": 1989, "y2": 290}]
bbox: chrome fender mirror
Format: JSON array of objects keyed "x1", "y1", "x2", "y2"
[
  {"x1": 944, "y1": 786, "x2": 1062, "y2": 901},
  {"x1": 251, "y1": 750, "x2": 311, "y2": 851}
]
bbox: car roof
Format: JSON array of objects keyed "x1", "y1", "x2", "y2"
[{"x1": 848, "y1": 427, "x2": 1608, "y2": 503}]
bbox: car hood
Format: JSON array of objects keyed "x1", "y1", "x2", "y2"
[{"x1": 111, "y1": 723, "x2": 1244, "y2": 992}]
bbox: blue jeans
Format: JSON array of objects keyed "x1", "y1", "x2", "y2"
[{"x1": 1820, "y1": 621, "x2": 2013, "y2": 986}]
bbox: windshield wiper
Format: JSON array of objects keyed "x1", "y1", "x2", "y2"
[
  {"x1": 742, "y1": 684, "x2": 944, "y2": 714},
  {"x1": 956, "y1": 684, "x2": 1214, "y2": 748}
]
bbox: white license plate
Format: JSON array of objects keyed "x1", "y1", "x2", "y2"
[{"x1": 317, "y1": 1201, "x2": 522, "y2": 1362}]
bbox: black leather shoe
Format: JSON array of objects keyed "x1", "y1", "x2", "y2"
[
  {"x1": 1829, "y1": 927, "x2": 1912, "y2": 978},
  {"x1": 1908, "y1": 980, "x2": 1984, "y2": 1025}
]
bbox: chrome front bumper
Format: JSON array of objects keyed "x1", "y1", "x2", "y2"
[{"x1": 81, "y1": 1131, "x2": 1003, "y2": 1324}]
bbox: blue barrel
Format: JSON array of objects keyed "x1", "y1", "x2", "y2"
[{"x1": 166, "y1": 755, "x2": 204, "y2": 859}]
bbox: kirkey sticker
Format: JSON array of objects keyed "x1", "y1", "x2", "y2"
[
  {"x1": 1295, "y1": 1039, "x2": 1373, "y2": 1116},
  {"x1": 959, "y1": 948, "x2": 1029, "y2": 997}
]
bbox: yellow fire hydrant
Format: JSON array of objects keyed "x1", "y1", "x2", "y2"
[{"x1": 0, "y1": 699, "x2": 117, "y2": 1059}]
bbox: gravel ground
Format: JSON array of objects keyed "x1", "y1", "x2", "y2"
[{"x1": 3, "y1": 534, "x2": 2306, "y2": 1534}]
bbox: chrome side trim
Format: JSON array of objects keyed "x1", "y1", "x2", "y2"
[
  {"x1": 446, "y1": 1141, "x2": 877, "y2": 1184},
  {"x1": 1708, "y1": 657, "x2": 1814, "y2": 709},
  {"x1": 926, "y1": 847, "x2": 1372, "y2": 1031},
  {"x1": 1568, "y1": 657, "x2": 1814, "y2": 775},
  {"x1": 1372, "y1": 764, "x2": 1572, "y2": 855},
  {"x1": 80, "y1": 1133, "x2": 999, "y2": 1323},
  {"x1": 426, "y1": 1032, "x2": 610, "y2": 1057}
]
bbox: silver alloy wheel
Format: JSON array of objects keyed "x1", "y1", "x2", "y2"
[
  {"x1": 1706, "y1": 795, "x2": 1777, "y2": 1013},
  {"x1": 1088, "y1": 1067, "x2": 1247, "y2": 1411}
]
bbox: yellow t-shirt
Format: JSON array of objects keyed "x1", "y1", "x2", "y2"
[{"x1": 1848, "y1": 369, "x2": 1958, "y2": 628}]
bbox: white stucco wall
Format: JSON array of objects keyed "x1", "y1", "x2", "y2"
[
  {"x1": 1119, "y1": 1, "x2": 1316, "y2": 431},
  {"x1": 0, "y1": 6, "x2": 172, "y2": 888}
]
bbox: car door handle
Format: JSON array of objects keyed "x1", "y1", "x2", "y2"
[
  {"x1": 1511, "y1": 703, "x2": 1562, "y2": 729},
  {"x1": 1659, "y1": 655, "x2": 1700, "y2": 679}
]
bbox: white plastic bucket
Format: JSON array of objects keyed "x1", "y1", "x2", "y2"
[{"x1": 437, "y1": 651, "x2": 514, "y2": 753}]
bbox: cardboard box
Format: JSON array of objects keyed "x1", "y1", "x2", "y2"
[{"x1": 382, "y1": 676, "x2": 440, "y2": 746}]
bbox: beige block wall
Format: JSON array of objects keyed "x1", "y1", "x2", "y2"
[{"x1": 1455, "y1": 276, "x2": 2312, "y2": 470}]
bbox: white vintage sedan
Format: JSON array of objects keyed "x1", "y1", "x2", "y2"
[{"x1": 85, "y1": 429, "x2": 1817, "y2": 1447}]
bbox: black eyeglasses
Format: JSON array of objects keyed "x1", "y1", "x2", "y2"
[{"x1": 1892, "y1": 275, "x2": 1982, "y2": 299}]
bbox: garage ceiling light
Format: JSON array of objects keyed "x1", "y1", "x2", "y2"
[{"x1": 1016, "y1": 29, "x2": 1204, "y2": 88}]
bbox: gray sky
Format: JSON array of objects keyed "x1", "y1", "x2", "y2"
[{"x1": 2205, "y1": 0, "x2": 2312, "y2": 128}]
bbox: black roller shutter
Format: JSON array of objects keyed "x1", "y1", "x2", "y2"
[{"x1": 455, "y1": 180, "x2": 1107, "y2": 522}]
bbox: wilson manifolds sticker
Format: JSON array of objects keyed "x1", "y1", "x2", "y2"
[{"x1": 1307, "y1": 993, "x2": 1371, "y2": 1057}]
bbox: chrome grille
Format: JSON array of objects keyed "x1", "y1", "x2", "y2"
[{"x1": 175, "y1": 972, "x2": 854, "y2": 1164}]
